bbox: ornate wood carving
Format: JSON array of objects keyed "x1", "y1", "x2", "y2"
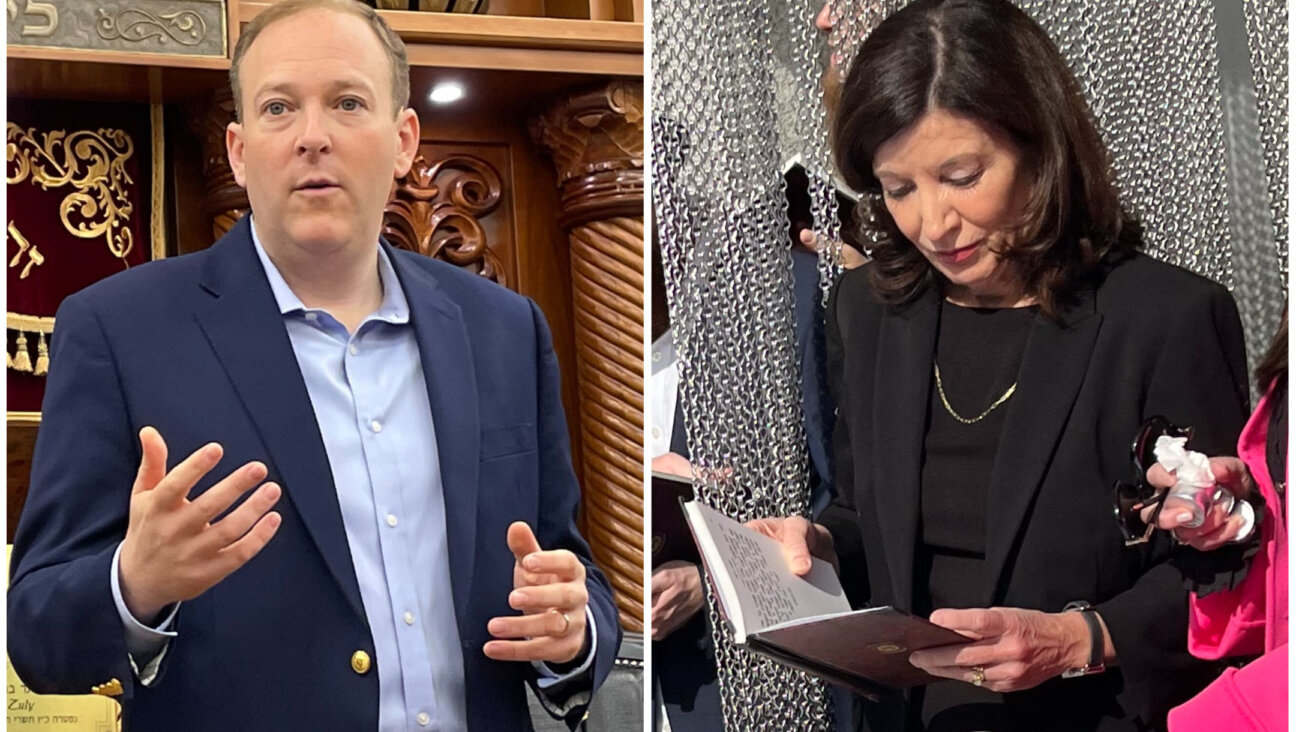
[
  {"x1": 7, "y1": 0, "x2": 226, "y2": 58},
  {"x1": 533, "y1": 81, "x2": 645, "y2": 631},
  {"x1": 383, "y1": 153, "x2": 508, "y2": 286},
  {"x1": 189, "y1": 86, "x2": 247, "y2": 242},
  {"x1": 531, "y1": 80, "x2": 644, "y2": 229}
]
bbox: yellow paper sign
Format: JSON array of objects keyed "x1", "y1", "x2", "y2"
[{"x1": 6, "y1": 546, "x2": 121, "y2": 731}]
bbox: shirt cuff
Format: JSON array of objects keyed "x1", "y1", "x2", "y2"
[
  {"x1": 533, "y1": 606, "x2": 597, "y2": 688},
  {"x1": 111, "y1": 542, "x2": 180, "y2": 684}
]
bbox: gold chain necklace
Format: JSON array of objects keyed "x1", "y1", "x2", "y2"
[{"x1": 933, "y1": 362, "x2": 1017, "y2": 424}]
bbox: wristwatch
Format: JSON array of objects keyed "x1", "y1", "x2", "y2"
[{"x1": 1061, "y1": 601, "x2": 1106, "y2": 678}]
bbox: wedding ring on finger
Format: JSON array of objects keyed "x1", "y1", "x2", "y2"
[
  {"x1": 969, "y1": 666, "x2": 986, "y2": 687},
  {"x1": 548, "y1": 607, "x2": 572, "y2": 636}
]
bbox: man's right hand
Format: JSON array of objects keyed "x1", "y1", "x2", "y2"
[
  {"x1": 745, "y1": 516, "x2": 839, "y2": 577},
  {"x1": 118, "y1": 427, "x2": 282, "y2": 623}
]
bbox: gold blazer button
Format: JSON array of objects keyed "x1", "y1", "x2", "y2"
[
  {"x1": 91, "y1": 678, "x2": 123, "y2": 697},
  {"x1": 351, "y1": 650, "x2": 371, "y2": 675}
]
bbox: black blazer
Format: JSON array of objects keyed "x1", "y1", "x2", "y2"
[{"x1": 819, "y1": 253, "x2": 1250, "y2": 731}]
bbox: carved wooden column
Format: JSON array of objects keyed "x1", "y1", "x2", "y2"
[
  {"x1": 532, "y1": 82, "x2": 645, "y2": 631},
  {"x1": 190, "y1": 86, "x2": 248, "y2": 241}
]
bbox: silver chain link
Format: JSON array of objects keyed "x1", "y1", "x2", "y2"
[
  {"x1": 654, "y1": 0, "x2": 833, "y2": 725},
  {"x1": 1240, "y1": 0, "x2": 1287, "y2": 289}
]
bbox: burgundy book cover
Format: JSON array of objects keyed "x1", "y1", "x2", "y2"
[
  {"x1": 7, "y1": 97, "x2": 154, "y2": 412},
  {"x1": 651, "y1": 473, "x2": 698, "y2": 568},
  {"x1": 748, "y1": 607, "x2": 970, "y2": 694}
]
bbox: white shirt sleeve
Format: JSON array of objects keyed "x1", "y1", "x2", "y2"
[
  {"x1": 532, "y1": 606, "x2": 598, "y2": 687},
  {"x1": 110, "y1": 542, "x2": 180, "y2": 685}
]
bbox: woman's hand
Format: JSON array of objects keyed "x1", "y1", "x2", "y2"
[
  {"x1": 908, "y1": 607, "x2": 1107, "y2": 692},
  {"x1": 797, "y1": 229, "x2": 868, "y2": 270},
  {"x1": 1143, "y1": 457, "x2": 1255, "y2": 551},
  {"x1": 651, "y1": 452, "x2": 693, "y2": 479},
  {"x1": 745, "y1": 516, "x2": 839, "y2": 576},
  {"x1": 651, "y1": 560, "x2": 706, "y2": 640}
]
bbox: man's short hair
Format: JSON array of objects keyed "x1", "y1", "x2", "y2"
[{"x1": 230, "y1": 0, "x2": 411, "y2": 122}]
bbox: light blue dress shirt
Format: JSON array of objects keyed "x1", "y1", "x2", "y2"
[{"x1": 111, "y1": 220, "x2": 594, "y2": 730}]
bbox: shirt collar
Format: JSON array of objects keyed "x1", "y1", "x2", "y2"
[{"x1": 249, "y1": 215, "x2": 410, "y2": 325}]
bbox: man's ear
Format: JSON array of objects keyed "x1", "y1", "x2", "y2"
[
  {"x1": 393, "y1": 107, "x2": 421, "y2": 178},
  {"x1": 226, "y1": 121, "x2": 247, "y2": 188}
]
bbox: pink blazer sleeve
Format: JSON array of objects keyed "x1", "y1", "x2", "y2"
[
  {"x1": 1186, "y1": 384, "x2": 1288, "y2": 660},
  {"x1": 1168, "y1": 643, "x2": 1287, "y2": 732}
]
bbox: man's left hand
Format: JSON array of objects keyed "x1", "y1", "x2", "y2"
[
  {"x1": 650, "y1": 560, "x2": 704, "y2": 640},
  {"x1": 907, "y1": 607, "x2": 1094, "y2": 693},
  {"x1": 484, "y1": 521, "x2": 589, "y2": 665}
]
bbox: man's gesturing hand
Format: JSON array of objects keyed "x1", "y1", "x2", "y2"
[
  {"x1": 118, "y1": 427, "x2": 282, "y2": 623},
  {"x1": 484, "y1": 522, "x2": 589, "y2": 666}
]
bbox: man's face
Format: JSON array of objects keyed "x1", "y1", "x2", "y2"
[
  {"x1": 815, "y1": 3, "x2": 842, "y2": 122},
  {"x1": 226, "y1": 8, "x2": 418, "y2": 257}
]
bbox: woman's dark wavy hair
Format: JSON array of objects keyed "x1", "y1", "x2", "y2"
[{"x1": 832, "y1": 0, "x2": 1140, "y2": 318}]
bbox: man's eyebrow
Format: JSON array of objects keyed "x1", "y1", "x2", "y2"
[{"x1": 254, "y1": 78, "x2": 377, "y2": 100}]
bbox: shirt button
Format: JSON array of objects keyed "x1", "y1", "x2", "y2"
[
  {"x1": 386, "y1": 514, "x2": 398, "y2": 528},
  {"x1": 652, "y1": 351, "x2": 662, "y2": 363},
  {"x1": 305, "y1": 312, "x2": 318, "y2": 322},
  {"x1": 404, "y1": 612, "x2": 415, "y2": 626},
  {"x1": 348, "y1": 343, "x2": 358, "y2": 356},
  {"x1": 651, "y1": 427, "x2": 661, "y2": 439},
  {"x1": 370, "y1": 420, "x2": 382, "y2": 433},
  {"x1": 417, "y1": 712, "x2": 430, "y2": 726}
]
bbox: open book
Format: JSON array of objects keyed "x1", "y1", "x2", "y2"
[{"x1": 682, "y1": 500, "x2": 971, "y2": 698}]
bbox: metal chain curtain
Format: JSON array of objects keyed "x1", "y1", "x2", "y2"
[{"x1": 651, "y1": 0, "x2": 1286, "y2": 728}]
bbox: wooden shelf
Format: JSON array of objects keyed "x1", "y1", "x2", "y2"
[
  {"x1": 6, "y1": 45, "x2": 230, "y2": 70},
  {"x1": 8, "y1": 58, "x2": 229, "y2": 103},
  {"x1": 240, "y1": 3, "x2": 640, "y2": 52},
  {"x1": 7, "y1": 6, "x2": 641, "y2": 97},
  {"x1": 238, "y1": 2, "x2": 642, "y2": 75}
]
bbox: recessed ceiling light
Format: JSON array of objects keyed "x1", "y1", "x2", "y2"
[{"x1": 429, "y1": 82, "x2": 466, "y2": 105}]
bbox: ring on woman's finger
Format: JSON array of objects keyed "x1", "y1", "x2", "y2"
[
  {"x1": 1170, "y1": 528, "x2": 1189, "y2": 545},
  {"x1": 969, "y1": 666, "x2": 986, "y2": 687}
]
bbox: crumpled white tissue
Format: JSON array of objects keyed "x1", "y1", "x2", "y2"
[{"x1": 1152, "y1": 435, "x2": 1214, "y2": 489}]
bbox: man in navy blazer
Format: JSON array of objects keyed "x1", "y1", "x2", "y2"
[{"x1": 7, "y1": 1, "x2": 620, "y2": 729}]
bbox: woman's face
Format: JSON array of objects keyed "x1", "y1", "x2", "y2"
[{"x1": 873, "y1": 109, "x2": 1031, "y2": 305}]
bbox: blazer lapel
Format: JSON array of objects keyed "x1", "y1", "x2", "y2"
[
  {"x1": 386, "y1": 246, "x2": 482, "y2": 631},
  {"x1": 980, "y1": 290, "x2": 1102, "y2": 606},
  {"x1": 871, "y1": 287, "x2": 939, "y2": 610},
  {"x1": 192, "y1": 218, "x2": 367, "y2": 625}
]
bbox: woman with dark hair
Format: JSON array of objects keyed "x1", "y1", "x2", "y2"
[{"x1": 752, "y1": 0, "x2": 1251, "y2": 729}]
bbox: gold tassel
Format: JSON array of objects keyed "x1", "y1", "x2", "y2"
[
  {"x1": 12, "y1": 331, "x2": 32, "y2": 372},
  {"x1": 34, "y1": 331, "x2": 49, "y2": 376},
  {"x1": 6, "y1": 350, "x2": 12, "y2": 369}
]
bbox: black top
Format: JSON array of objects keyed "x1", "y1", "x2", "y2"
[
  {"x1": 909, "y1": 301, "x2": 1037, "y2": 731},
  {"x1": 820, "y1": 253, "x2": 1250, "y2": 731},
  {"x1": 1267, "y1": 378, "x2": 1287, "y2": 506},
  {"x1": 915, "y1": 301, "x2": 1036, "y2": 615}
]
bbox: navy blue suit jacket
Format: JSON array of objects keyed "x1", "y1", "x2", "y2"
[{"x1": 8, "y1": 217, "x2": 620, "y2": 731}]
